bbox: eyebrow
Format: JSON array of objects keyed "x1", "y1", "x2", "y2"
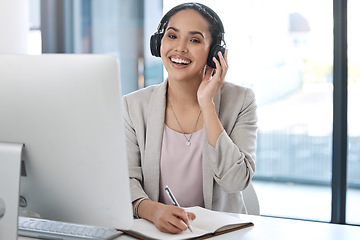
[{"x1": 167, "y1": 27, "x2": 205, "y2": 39}]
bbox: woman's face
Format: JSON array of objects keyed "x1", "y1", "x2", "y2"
[{"x1": 160, "y1": 9, "x2": 212, "y2": 81}]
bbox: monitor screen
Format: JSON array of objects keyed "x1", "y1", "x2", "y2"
[{"x1": 0, "y1": 54, "x2": 133, "y2": 230}]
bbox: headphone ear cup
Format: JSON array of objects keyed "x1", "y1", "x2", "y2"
[
  {"x1": 207, "y1": 44, "x2": 225, "y2": 69},
  {"x1": 150, "y1": 33, "x2": 162, "y2": 57}
]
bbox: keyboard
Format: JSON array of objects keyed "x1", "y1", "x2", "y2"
[{"x1": 18, "y1": 216, "x2": 123, "y2": 240}]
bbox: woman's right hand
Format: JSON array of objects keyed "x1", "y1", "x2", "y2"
[
  {"x1": 152, "y1": 204, "x2": 196, "y2": 233},
  {"x1": 137, "y1": 199, "x2": 196, "y2": 234}
]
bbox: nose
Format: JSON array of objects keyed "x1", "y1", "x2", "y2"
[{"x1": 175, "y1": 40, "x2": 188, "y2": 53}]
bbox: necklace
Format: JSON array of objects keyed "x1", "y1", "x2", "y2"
[{"x1": 168, "y1": 101, "x2": 202, "y2": 146}]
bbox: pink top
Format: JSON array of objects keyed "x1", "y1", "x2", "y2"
[{"x1": 159, "y1": 125, "x2": 205, "y2": 208}]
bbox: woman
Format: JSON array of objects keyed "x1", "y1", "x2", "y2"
[{"x1": 122, "y1": 2, "x2": 257, "y2": 233}]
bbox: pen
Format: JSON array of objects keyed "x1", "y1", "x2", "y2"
[{"x1": 165, "y1": 186, "x2": 193, "y2": 232}]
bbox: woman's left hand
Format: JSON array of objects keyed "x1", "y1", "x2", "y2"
[{"x1": 197, "y1": 49, "x2": 228, "y2": 110}]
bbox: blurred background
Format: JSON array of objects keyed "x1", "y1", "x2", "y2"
[{"x1": 2, "y1": 0, "x2": 359, "y2": 225}]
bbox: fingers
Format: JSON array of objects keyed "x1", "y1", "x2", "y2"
[
  {"x1": 212, "y1": 49, "x2": 228, "y2": 81},
  {"x1": 203, "y1": 65, "x2": 214, "y2": 82},
  {"x1": 223, "y1": 48, "x2": 229, "y2": 67},
  {"x1": 187, "y1": 212, "x2": 196, "y2": 221},
  {"x1": 158, "y1": 219, "x2": 187, "y2": 234},
  {"x1": 170, "y1": 207, "x2": 193, "y2": 231},
  {"x1": 154, "y1": 205, "x2": 194, "y2": 234},
  {"x1": 166, "y1": 212, "x2": 191, "y2": 233}
]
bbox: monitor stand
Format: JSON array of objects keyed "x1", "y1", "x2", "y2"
[{"x1": 0, "y1": 142, "x2": 23, "y2": 240}]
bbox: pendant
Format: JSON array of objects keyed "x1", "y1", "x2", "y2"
[{"x1": 186, "y1": 141, "x2": 191, "y2": 146}]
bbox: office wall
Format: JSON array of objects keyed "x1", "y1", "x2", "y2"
[{"x1": 0, "y1": 0, "x2": 29, "y2": 54}]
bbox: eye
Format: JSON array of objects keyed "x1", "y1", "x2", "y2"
[
  {"x1": 190, "y1": 38, "x2": 201, "y2": 43},
  {"x1": 165, "y1": 32, "x2": 177, "y2": 39}
]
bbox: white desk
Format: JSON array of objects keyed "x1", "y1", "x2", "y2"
[{"x1": 18, "y1": 214, "x2": 360, "y2": 240}]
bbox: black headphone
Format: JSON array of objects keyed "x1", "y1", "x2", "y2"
[{"x1": 150, "y1": 3, "x2": 226, "y2": 69}]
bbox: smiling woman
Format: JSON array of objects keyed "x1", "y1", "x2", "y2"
[
  {"x1": 160, "y1": 10, "x2": 211, "y2": 77},
  {"x1": 122, "y1": 2, "x2": 257, "y2": 234}
]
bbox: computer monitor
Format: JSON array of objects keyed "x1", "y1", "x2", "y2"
[{"x1": 0, "y1": 54, "x2": 133, "y2": 231}]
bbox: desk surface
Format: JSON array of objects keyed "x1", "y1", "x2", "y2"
[{"x1": 18, "y1": 214, "x2": 360, "y2": 240}]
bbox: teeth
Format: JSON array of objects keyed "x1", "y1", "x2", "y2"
[{"x1": 171, "y1": 57, "x2": 190, "y2": 65}]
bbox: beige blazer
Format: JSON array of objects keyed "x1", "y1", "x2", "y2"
[{"x1": 122, "y1": 79, "x2": 257, "y2": 214}]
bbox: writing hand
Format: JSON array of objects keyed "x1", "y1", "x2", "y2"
[{"x1": 152, "y1": 204, "x2": 196, "y2": 234}]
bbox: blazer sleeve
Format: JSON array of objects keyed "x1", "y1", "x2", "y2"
[
  {"x1": 122, "y1": 95, "x2": 149, "y2": 202},
  {"x1": 207, "y1": 87, "x2": 257, "y2": 193}
]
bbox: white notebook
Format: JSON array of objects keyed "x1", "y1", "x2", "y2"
[{"x1": 121, "y1": 206, "x2": 253, "y2": 240}]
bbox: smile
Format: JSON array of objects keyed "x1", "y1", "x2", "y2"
[{"x1": 170, "y1": 57, "x2": 191, "y2": 65}]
